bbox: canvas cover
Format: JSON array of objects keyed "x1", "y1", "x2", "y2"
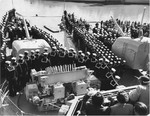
[
  {"x1": 12, "y1": 39, "x2": 51, "y2": 58},
  {"x1": 112, "y1": 37, "x2": 150, "y2": 70}
]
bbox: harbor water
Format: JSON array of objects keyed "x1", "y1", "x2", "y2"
[{"x1": 0, "y1": 0, "x2": 149, "y2": 46}]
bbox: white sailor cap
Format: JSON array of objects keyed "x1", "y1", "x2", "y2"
[
  {"x1": 92, "y1": 53, "x2": 97, "y2": 57},
  {"x1": 78, "y1": 50, "x2": 82, "y2": 54},
  {"x1": 86, "y1": 52, "x2": 91, "y2": 56},
  {"x1": 44, "y1": 47, "x2": 48, "y2": 51},
  {"x1": 35, "y1": 49, "x2": 40, "y2": 53},
  {"x1": 31, "y1": 50, "x2": 35, "y2": 54},
  {"x1": 5, "y1": 61, "x2": 11, "y2": 65},
  {"x1": 69, "y1": 48, "x2": 74, "y2": 51},
  {"x1": 81, "y1": 53, "x2": 85, "y2": 57},
  {"x1": 24, "y1": 50, "x2": 29, "y2": 55},
  {"x1": 52, "y1": 46, "x2": 57, "y2": 50},
  {"x1": 19, "y1": 54, "x2": 24, "y2": 58},
  {"x1": 43, "y1": 52, "x2": 48, "y2": 56},
  {"x1": 115, "y1": 75, "x2": 120, "y2": 80},
  {"x1": 111, "y1": 68, "x2": 116, "y2": 73},
  {"x1": 11, "y1": 57, "x2": 16, "y2": 61}
]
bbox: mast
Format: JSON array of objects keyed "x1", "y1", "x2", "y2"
[
  {"x1": 111, "y1": 16, "x2": 126, "y2": 37},
  {"x1": 16, "y1": 12, "x2": 31, "y2": 40},
  {"x1": 23, "y1": 17, "x2": 31, "y2": 40},
  {"x1": 141, "y1": 7, "x2": 146, "y2": 25},
  {"x1": 139, "y1": 7, "x2": 146, "y2": 39}
]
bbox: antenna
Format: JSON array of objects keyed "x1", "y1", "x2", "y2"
[
  {"x1": 23, "y1": 17, "x2": 31, "y2": 40},
  {"x1": 141, "y1": 7, "x2": 146, "y2": 25},
  {"x1": 111, "y1": 16, "x2": 126, "y2": 37},
  {"x1": 12, "y1": 0, "x2": 14, "y2": 9},
  {"x1": 139, "y1": 7, "x2": 146, "y2": 40},
  {"x1": 64, "y1": 0, "x2": 66, "y2": 11}
]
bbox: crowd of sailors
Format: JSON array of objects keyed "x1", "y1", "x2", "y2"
[
  {"x1": 61, "y1": 10, "x2": 149, "y2": 115},
  {"x1": 3, "y1": 47, "x2": 120, "y2": 96},
  {"x1": 62, "y1": 10, "x2": 150, "y2": 74},
  {"x1": 61, "y1": 10, "x2": 149, "y2": 49},
  {"x1": 0, "y1": 9, "x2": 149, "y2": 115},
  {"x1": 1, "y1": 9, "x2": 123, "y2": 96}
]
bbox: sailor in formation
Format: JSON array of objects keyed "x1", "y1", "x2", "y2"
[
  {"x1": 5, "y1": 61, "x2": 17, "y2": 97},
  {"x1": 29, "y1": 50, "x2": 36, "y2": 70},
  {"x1": 93, "y1": 23, "x2": 100, "y2": 34},
  {"x1": 58, "y1": 47, "x2": 66, "y2": 65},
  {"x1": 67, "y1": 48, "x2": 76, "y2": 64},
  {"x1": 40, "y1": 52, "x2": 51, "y2": 70},
  {"x1": 34, "y1": 49, "x2": 41, "y2": 71},
  {"x1": 17, "y1": 54, "x2": 28, "y2": 89},
  {"x1": 48, "y1": 46, "x2": 58, "y2": 66},
  {"x1": 23, "y1": 51, "x2": 32, "y2": 82}
]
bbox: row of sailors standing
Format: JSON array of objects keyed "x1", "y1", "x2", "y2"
[
  {"x1": 62, "y1": 10, "x2": 149, "y2": 52},
  {"x1": 62, "y1": 12, "x2": 125, "y2": 68},
  {"x1": 72, "y1": 27, "x2": 126, "y2": 89},
  {"x1": 92, "y1": 19, "x2": 150, "y2": 41},
  {"x1": 92, "y1": 22, "x2": 120, "y2": 50},
  {"x1": 5, "y1": 47, "x2": 120, "y2": 97},
  {"x1": 4, "y1": 47, "x2": 76, "y2": 96},
  {"x1": 40, "y1": 47, "x2": 121, "y2": 91},
  {"x1": 73, "y1": 27, "x2": 126, "y2": 69},
  {"x1": 0, "y1": 10, "x2": 10, "y2": 53},
  {"x1": 117, "y1": 19, "x2": 150, "y2": 38}
]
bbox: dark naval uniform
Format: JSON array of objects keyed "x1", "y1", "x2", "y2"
[
  {"x1": 84, "y1": 53, "x2": 91, "y2": 69},
  {"x1": 58, "y1": 50, "x2": 66, "y2": 65},
  {"x1": 15, "y1": 61, "x2": 23, "y2": 92},
  {"x1": 24, "y1": 51, "x2": 32, "y2": 82},
  {"x1": 40, "y1": 53, "x2": 51, "y2": 70},
  {"x1": 94, "y1": 58, "x2": 103, "y2": 78},
  {"x1": 18, "y1": 58, "x2": 28, "y2": 89},
  {"x1": 48, "y1": 49, "x2": 58, "y2": 66},
  {"x1": 99, "y1": 61, "x2": 116, "y2": 90},
  {"x1": 5, "y1": 61, "x2": 17, "y2": 97},
  {"x1": 90, "y1": 56, "x2": 97, "y2": 70},
  {"x1": 93, "y1": 23, "x2": 100, "y2": 34},
  {"x1": 76, "y1": 54, "x2": 85, "y2": 67},
  {"x1": 34, "y1": 52, "x2": 41, "y2": 71},
  {"x1": 29, "y1": 50, "x2": 36, "y2": 70},
  {"x1": 67, "y1": 51, "x2": 75, "y2": 64}
]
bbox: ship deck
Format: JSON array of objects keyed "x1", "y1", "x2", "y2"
[{"x1": 0, "y1": 0, "x2": 149, "y2": 115}]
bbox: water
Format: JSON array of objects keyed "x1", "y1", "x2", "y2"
[
  {"x1": 0, "y1": 0, "x2": 149, "y2": 45},
  {"x1": 1, "y1": 0, "x2": 149, "y2": 24}
]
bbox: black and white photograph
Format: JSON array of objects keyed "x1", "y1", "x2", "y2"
[{"x1": 0, "y1": 0, "x2": 149, "y2": 115}]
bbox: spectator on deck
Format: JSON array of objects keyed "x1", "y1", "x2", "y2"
[
  {"x1": 110, "y1": 90, "x2": 134, "y2": 115},
  {"x1": 134, "y1": 102, "x2": 148, "y2": 115},
  {"x1": 82, "y1": 88, "x2": 111, "y2": 115},
  {"x1": 129, "y1": 76, "x2": 150, "y2": 114}
]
